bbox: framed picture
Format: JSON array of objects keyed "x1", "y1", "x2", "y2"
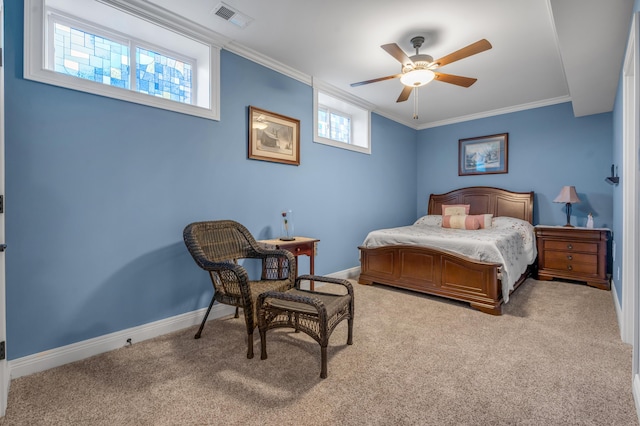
[
  {"x1": 248, "y1": 106, "x2": 300, "y2": 166},
  {"x1": 458, "y1": 133, "x2": 508, "y2": 176}
]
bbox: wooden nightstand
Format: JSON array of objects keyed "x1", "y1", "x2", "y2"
[{"x1": 535, "y1": 226, "x2": 610, "y2": 290}]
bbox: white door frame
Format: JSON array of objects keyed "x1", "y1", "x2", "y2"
[
  {"x1": 623, "y1": 14, "x2": 639, "y2": 346},
  {"x1": 0, "y1": 0, "x2": 8, "y2": 416},
  {"x1": 624, "y1": 12, "x2": 640, "y2": 422}
]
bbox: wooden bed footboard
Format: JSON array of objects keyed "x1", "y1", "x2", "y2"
[{"x1": 358, "y1": 245, "x2": 512, "y2": 314}]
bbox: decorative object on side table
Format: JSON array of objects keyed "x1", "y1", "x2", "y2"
[
  {"x1": 586, "y1": 213, "x2": 594, "y2": 229},
  {"x1": 280, "y1": 209, "x2": 295, "y2": 241},
  {"x1": 553, "y1": 185, "x2": 581, "y2": 227}
]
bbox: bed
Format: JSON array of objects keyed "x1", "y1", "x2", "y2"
[{"x1": 358, "y1": 186, "x2": 536, "y2": 315}]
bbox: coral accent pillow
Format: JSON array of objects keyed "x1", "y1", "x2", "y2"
[
  {"x1": 470, "y1": 214, "x2": 493, "y2": 229},
  {"x1": 441, "y1": 204, "x2": 470, "y2": 216},
  {"x1": 442, "y1": 215, "x2": 481, "y2": 230}
]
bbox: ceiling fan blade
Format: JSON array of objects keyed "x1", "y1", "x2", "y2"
[
  {"x1": 350, "y1": 74, "x2": 402, "y2": 87},
  {"x1": 433, "y1": 72, "x2": 478, "y2": 88},
  {"x1": 432, "y1": 39, "x2": 492, "y2": 68},
  {"x1": 396, "y1": 85, "x2": 413, "y2": 103},
  {"x1": 381, "y1": 43, "x2": 414, "y2": 67}
]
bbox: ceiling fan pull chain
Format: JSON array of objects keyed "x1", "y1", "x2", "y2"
[{"x1": 413, "y1": 88, "x2": 419, "y2": 120}]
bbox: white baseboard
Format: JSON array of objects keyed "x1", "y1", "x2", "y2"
[
  {"x1": 612, "y1": 281, "x2": 625, "y2": 341},
  {"x1": 326, "y1": 266, "x2": 360, "y2": 280},
  {"x1": 8, "y1": 267, "x2": 362, "y2": 380},
  {"x1": 634, "y1": 374, "x2": 640, "y2": 424},
  {"x1": 9, "y1": 303, "x2": 235, "y2": 379}
]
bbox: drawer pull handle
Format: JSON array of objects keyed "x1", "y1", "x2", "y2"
[
  {"x1": 567, "y1": 244, "x2": 573, "y2": 250},
  {"x1": 567, "y1": 265, "x2": 573, "y2": 271},
  {"x1": 567, "y1": 255, "x2": 572, "y2": 260},
  {"x1": 296, "y1": 248, "x2": 301, "y2": 252}
]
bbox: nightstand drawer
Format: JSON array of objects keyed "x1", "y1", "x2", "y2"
[
  {"x1": 543, "y1": 240, "x2": 598, "y2": 253},
  {"x1": 543, "y1": 251, "x2": 597, "y2": 264},
  {"x1": 545, "y1": 258, "x2": 598, "y2": 274}
]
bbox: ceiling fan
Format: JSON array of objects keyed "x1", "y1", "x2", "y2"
[{"x1": 351, "y1": 36, "x2": 492, "y2": 104}]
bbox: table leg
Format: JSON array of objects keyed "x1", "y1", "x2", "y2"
[{"x1": 310, "y1": 247, "x2": 315, "y2": 291}]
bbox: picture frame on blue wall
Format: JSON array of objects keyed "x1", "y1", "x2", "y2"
[
  {"x1": 458, "y1": 133, "x2": 509, "y2": 176},
  {"x1": 248, "y1": 106, "x2": 300, "y2": 166}
]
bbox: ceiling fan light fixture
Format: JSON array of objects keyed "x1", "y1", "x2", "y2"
[{"x1": 400, "y1": 69, "x2": 435, "y2": 87}]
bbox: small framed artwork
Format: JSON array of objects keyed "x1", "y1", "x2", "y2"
[
  {"x1": 458, "y1": 133, "x2": 508, "y2": 176},
  {"x1": 248, "y1": 106, "x2": 300, "y2": 166}
]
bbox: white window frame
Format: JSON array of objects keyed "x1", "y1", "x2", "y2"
[
  {"x1": 313, "y1": 79, "x2": 372, "y2": 154},
  {"x1": 24, "y1": 0, "x2": 222, "y2": 121},
  {"x1": 318, "y1": 104, "x2": 352, "y2": 144}
]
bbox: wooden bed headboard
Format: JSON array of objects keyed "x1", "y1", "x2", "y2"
[{"x1": 428, "y1": 186, "x2": 534, "y2": 224}]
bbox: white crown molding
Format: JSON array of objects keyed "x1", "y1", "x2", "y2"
[
  {"x1": 224, "y1": 41, "x2": 312, "y2": 86},
  {"x1": 372, "y1": 109, "x2": 420, "y2": 129},
  {"x1": 312, "y1": 78, "x2": 376, "y2": 111},
  {"x1": 417, "y1": 95, "x2": 573, "y2": 130},
  {"x1": 96, "y1": 0, "x2": 229, "y2": 48}
]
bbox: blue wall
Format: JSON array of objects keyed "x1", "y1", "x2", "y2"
[
  {"x1": 4, "y1": 0, "x2": 619, "y2": 361},
  {"x1": 417, "y1": 103, "x2": 614, "y2": 229},
  {"x1": 4, "y1": 1, "x2": 417, "y2": 359}
]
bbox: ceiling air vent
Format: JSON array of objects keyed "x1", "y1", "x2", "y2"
[{"x1": 211, "y1": 2, "x2": 253, "y2": 28}]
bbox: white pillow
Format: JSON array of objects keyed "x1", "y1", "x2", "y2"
[{"x1": 414, "y1": 215, "x2": 442, "y2": 226}]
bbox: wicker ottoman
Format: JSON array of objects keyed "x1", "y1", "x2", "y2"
[{"x1": 257, "y1": 275, "x2": 354, "y2": 379}]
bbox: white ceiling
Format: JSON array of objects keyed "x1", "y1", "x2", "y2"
[{"x1": 148, "y1": 0, "x2": 634, "y2": 129}]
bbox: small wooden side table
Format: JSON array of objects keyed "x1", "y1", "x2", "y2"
[{"x1": 258, "y1": 237, "x2": 319, "y2": 290}]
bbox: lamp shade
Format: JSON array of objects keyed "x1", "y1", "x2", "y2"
[
  {"x1": 400, "y1": 69, "x2": 435, "y2": 87},
  {"x1": 553, "y1": 186, "x2": 581, "y2": 204}
]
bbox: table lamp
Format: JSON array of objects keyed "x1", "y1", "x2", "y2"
[{"x1": 553, "y1": 186, "x2": 581, "y2": 227}]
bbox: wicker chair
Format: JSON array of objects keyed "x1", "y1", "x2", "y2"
[
  {"x1": 183, "y1": 220, "x2": 296, "y2": 359},
  {"x1": 258, "y1": 275, "x2": 354, "y2": 378}
]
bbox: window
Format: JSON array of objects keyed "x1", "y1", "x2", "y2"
[
  {"x1": 318, "y1": 106, "x2": 351, "y2": 144},
  {"x1": 313, "y1": 79, "x2": 372, "y2": 154},
  {"x1": 25, "y1": 0, "x2": 221, "y2": 120},
  {"x1": 50, "y1": 18, "x2": 132, "y2": 89},
  {"x1": 136, "y1": 48, "x2": 193, "y2": 103}
]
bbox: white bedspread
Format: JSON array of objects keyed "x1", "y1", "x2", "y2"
[{"x1": 361, "y1": 215, "x2": 537, "y2": 303}]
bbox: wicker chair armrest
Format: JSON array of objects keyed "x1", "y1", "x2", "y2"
[
  {"x1": 258, "y1": 290, "x2": 326, "y2": 315},
  {"x1": 190, "y1": 257, "x2": 246, "y2": 276},
  {"x1": 250, "y1": 248, "x2": 296, "y2": 263},
  {"x1": 296, "y1": 275, "x2": 353, "y2": 295}
]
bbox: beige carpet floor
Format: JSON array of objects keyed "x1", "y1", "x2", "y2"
[{"x1": 0, "y1": 278, "x2": 637, "y2": 425}]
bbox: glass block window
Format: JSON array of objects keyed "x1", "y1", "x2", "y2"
[
  {"x1": 47, "y1": 13, "x2": 195, "y2": 107},
  {"x1": 53, "y1": 22, "x2": 130, "y2": 89},
  {"x1": 136, "y1": 48, "x2": 193, "y2": 103},
  {"x1": 318, "y1": 105, "x2": 351, "y2": 144}
]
